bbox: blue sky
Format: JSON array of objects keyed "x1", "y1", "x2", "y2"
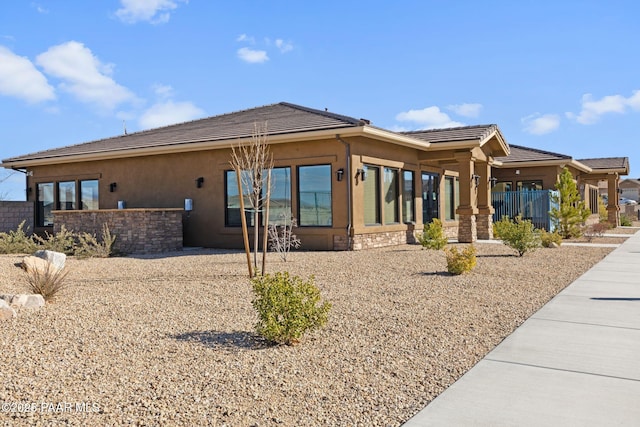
[{"x1": 1, "y1": 0, "x2": 639, "y2": 200}]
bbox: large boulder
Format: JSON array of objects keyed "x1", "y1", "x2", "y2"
[
  {"x1": 22, "y1": 255, "x2": 56, "y2": 275},
  {"x1": 10, "y1": 294, "x2": 45, "y2": 309},
  {"x1": 0, "y1": 299, "x2": 16, "y2": 320},
  {"x1": 34, "y1": 250, "x2": 66, "y2": 270}
]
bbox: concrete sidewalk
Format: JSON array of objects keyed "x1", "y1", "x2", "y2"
[{"x1": 405, "y1": 230, "x2": 640, "y2": 426}]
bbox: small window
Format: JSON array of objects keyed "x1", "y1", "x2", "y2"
[
  {"x1": 266, "y1": 167, "x2": 292, "y2": 225},
  {"x1": 298, "y1": 165, "x2": 332, "y2": 226},
  {"x1": 402, "y1": 170, "x2": 415, "y2": 223},
  {"x1": 37, "y1": 182, "x2": 54, "y2": 227},
  {"x1": 225, "y1": 170, "x2": 253, "y2": 227},
  {"x1": 492, "y1": 181, "x2": 512, "y2": 192},
  {"x1": 383, "y1": 167, "x2": 399, "y2": 224},
  {"x1": 80, "y1": 180, "x2": 99, "y2": 210},
  {"x1": 363, "y1": 165, "x2": 380, "y2": 225},
  {"x1": 517, "y1": 180, "x2": 543, "y2": 191},
  {"x1": 58, "y1": 181, "x2": 76, "y2": 210},
  {"x1": 444, "y1": 176, "x2": 460, "y2": 221}
]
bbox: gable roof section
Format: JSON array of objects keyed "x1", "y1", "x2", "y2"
[
  {"x1": 401, "y1": 124, "x2": 510, "y2": 157},
  {"x1": 496, "y1": 144, "x2": 571, "y2": 163},
  {"x1": 578, "y1": 157, "x2": 629, "y2": 174},
  {"x1": 4, "y1": 102, "x2": 433, "y2": 169}
]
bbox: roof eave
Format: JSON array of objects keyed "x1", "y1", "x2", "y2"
[{"x1": 496, "y1": 159, "x2": 592, "y2": 173}]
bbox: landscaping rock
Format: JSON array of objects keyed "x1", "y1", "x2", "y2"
[
  {"x1": 22, "y1": 255, "x2": 58, "y2": 275},
  {"x1": 0, "y1": 299, "x2": 16, "y2": 320},
  {"x1": 10, "y1": 294, "x2": 45, "y2": 309},
  {"x1": 34, "y1": 250, "x2": 66, "y2": 270},
  {"x1": 0, "y1": 294, "x2": 13, "y2": 303}
]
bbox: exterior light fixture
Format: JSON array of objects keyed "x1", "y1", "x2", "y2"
[
  {"x1": 336, "y1": 168, "x2": 344, "y2": 182},
  {"x1": 360, "y1": 169, "x2": 367, "y2": 181},
  {"x1": 490, "y1": 177, "x2": 498, "y2": 188},
  {"x1": 196, "y1": 177, "x2": 204, "y2": 188},
  {"x1": 515, "y1": 169, "x2": 520, "y2": 175},
  {"x1": 472, "y1": 174, "x2": 480, "y2": 187},
  {"x1": 109, "y1": 182, "x2": 117, "y2": 192}
]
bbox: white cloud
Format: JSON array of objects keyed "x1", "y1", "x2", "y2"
[
  {"x1": 237, "y1": 47, "x2": 269, "y2": 64},
  {"x1": 236, "y1": 34, "x2": 255, "y2": 44},
  {"x1": 139, "y1": 100, "x2": 204, "y2": 129},
  {"x1": 566, "y1": 92, "x2": 640, "y2": 125},
  {"x1": 0, "y1": 46, "x2": 55, "y2": 103},
  {"x1": 275, "y1": 39, "x2": 293, "y2": 53},
  {"x1": 115, "y1": 0, "x2": 187, "y2": 24},
  {"x1": 152, "y1": 83, "x2": 174, "y2": 99},
  {"x1": 447, "y1": 103, "x2": 483, "y2": 118},
  {"x1": 31, "y1": 3, "x2": 49, "y2": 14},
  {"x1": 395, "y1": 106, "x2": 464, "y2": 129},
  {"x1": 521, "y1": 113, "x2": 560, "y2": 135},
  {"x1": 36, "y1": 41, "x2": 136, "y2": 112}
]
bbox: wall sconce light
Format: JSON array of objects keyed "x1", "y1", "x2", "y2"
[
  {"x1": 336, "y1": 168, "x2": 344, "y2": 182},
  {"x1": 196, "y1": 177, "x2": 204, "y2": 188},
  {"x1": 617, "y1": 188, "x2": 623, "y2": 194},
  {"x1": 490, "y1": 177, "x2": 498, "y2": 188},
  {"x1": 515, "y1": 169, "x2": 520, "y2": 175},
  {"x1": 472, "y1": 174, "x2": 480, "y2": 187},
  {"x1": 109, "y1": 182, "x2": 117, "y2": 192},
  {"x1": 356, "y1": 168, "x2": 366, "y2": 181}
]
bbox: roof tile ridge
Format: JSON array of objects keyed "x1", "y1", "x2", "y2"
[
  {"x1": 507, "y1": 144, "x2": 572, "y2": 159},
  {"x1": 400, "y1": 124, "x2": 496, "y2": 135},
  {"x1": 278, "y1": 102, "x2": 365, "y2": 126}
]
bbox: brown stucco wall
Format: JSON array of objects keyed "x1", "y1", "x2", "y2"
[
  {"x1": 0, "y1": 201, "x2": 34, "y2": 233},
  {"x1": 53, "y1": 209, "x2": 183, "y2": 254}
]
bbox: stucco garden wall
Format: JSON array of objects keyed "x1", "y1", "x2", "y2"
[
  {"x1": 0, "y1": 201, "x2": 34, "y2": 233},
  {"x1": 53, "y1": 209, "x2": 183, "y2": 254}
]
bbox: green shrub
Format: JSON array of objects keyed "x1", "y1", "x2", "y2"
[
  {"x1": 540, "y1": 229, "x2": 563, "y2": 247},
  {"x1": 74, "y1": 224, "x2": 117, "y2": 258},
  {"x1": 251, "y1": 272, "x2": 331, "y2": 345},
  {"x1": 23, "y1": 262, "x2": 69, "y2": 302},
  {"x1": 33, "y1": 225, "x2": 76, "y2": 255},
  {"x1": 598, "y1": 197, "x2": 608, "y2": 223},
  {"x1": 444, "y1": 245, "x2": 477, "y2": 275},
  {"x1": 0, "y1": 220, "x2": 37, "y2": 254},
  {"x1": 620, "y1": 214, "x2": 633, "y2": 227},
  {"x1": 416, "y1": 219, "x2": 448, "y2": 250},
  {"x1": 549, "y1": 167, "x2": 590, "y2": 238},
  {"x1": 493, "y1": 215, "x2": 541, "y2": 257}
]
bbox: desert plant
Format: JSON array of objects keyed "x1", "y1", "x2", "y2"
[
  {"x1": 33, "y1": 225, "x2": 76, "y2": 255},
  {"x1": 598, "y1": 196, "x2": 608, "y2": 223},
  {"x1": 493, "y1": 215, "x2": 541, "y2": 256},
  {"x1": 416, "y1": 218, "x2": 448, "y2": 250},
  {"x1": 549, "y1": 167, "x2": 590, "y2": 238},
  {"x1": 0, "y1": 220, "x2": 37, "y2": 254},
  {"x1": 268, "y1": 215, "x2": 301, "y2": 262},
  {"x1": 444, "y1": 245, "x2": 477, "y2": 275},
  {"x1": 540, "y1": 229, "x2": 563, "y2": 247},
  {"x1": 74, "y1": 224, "x2": 116, "y2": 258},
  {"x1": 584, "y1": 222, "x2": 610, "y2": 242},
  {"x1": 620, "y1": 214, "x2": 633, "y2": 227},
  {"x1": 251, "y1": 271, "x2": 331, "y2": 345},
  {"x1": 23, "y1": 262, "x2": 69, "y2": 301}
]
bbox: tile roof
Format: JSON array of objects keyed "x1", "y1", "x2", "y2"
[
  {"x1": 401, "y1": 124, "x2": 499, "y2": 143},
  {"x1": 2, "y1": 102, "x2": 366, "y2": 163},
  {"x1": 495, "y1": 144, "x2": 572, "y2": 163},
  {"x1": 578, "y1": 157, "x2": 629, "y2": 171}
]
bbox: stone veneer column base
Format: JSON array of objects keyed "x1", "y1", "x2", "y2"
[
  {"x1": 476, "y1": 213, "x2": 493, "y2": 240},
  {"x1": 457, "y1": 214, "x2": 477, "y2": 243}
]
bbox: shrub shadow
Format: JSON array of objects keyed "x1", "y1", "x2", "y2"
[
  {"x1": 172, "y1": 330, "x2": 273, "y2": 350},
  {"x1": 418, "y1": 271, "x2": 453, "y2": 277}
]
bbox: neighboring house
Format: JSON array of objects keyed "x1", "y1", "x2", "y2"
[
  {"x1": 618, "y1": 178, "x2": 640, "y2": 202},
  {"x1": 492, "y1": 145, "x2": 629, "y2": 225},
  {"x1": 0, "y1": 103, "x2": 510, "y2": 250}
]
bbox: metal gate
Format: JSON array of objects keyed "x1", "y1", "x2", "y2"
[{"x1": 491, "y1": 190, "x2": 559, "y2": 231}]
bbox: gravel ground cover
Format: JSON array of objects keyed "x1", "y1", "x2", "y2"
[{"x1": 0, "y1": 242, "x2": 615, "y2": 426}]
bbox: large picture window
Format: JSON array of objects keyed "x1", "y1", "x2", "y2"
[
  {"x1": 37, "y1": 182, "x2": 54, "y2": 227},
  {"x1": 402, "y1": 170, "x2": 415, "y2": 223},
  {"x1": 225, "y1": 167, "x2": 292, "y2": 227},
  {"x1": 517, "y1": 180, "x2": 543, "y2": 191},
  {"x1": 298, "y1": 165, "x2": 332, "y2": 226},
  {"x1": 58, "y1": 181, "x2": 76, "y2": 210},
  {"x1": 80, "y1": 180, "x2": 99, "y2": 210},
  {"x1": 383, "y1": 167, "x2": 399, "y2": 224},
  {"x1": 363, "y1": 165, "x2": 380, "y2": 225}
]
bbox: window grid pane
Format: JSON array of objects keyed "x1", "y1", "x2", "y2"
[
  {"x1": 58, "y1": 181, "x2": 76, "y2": 210},
  {"x1": 80, "y1": 180, "x2": 99, "y2": 210},
  {"x1": 402, "y1": 170, "x2": 414, "y2": 223},
  {"x1": 37, "y1": 182, "x2": 54, "y2": 227},
  {"x1": 363, "y1": 165, "x2": 380, "y2": 225},
  {"x1": 383, "y1": 167, "x2": 399, "y2": 224},
  {"x1": 298, "y1": 165, "x2": 332, "y2": 227}
]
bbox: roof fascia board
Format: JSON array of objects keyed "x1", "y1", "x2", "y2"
[{"x1": 496, "y1": 159, "x2": 592, "y2": 173}]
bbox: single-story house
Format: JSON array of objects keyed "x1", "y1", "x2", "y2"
[
  {"x1": 492, "y1": 145, "x2": 629, "y2": 225},
  {"x1": 1, "y1": 102, "x2": 511, "y2": 251},
  {"x1": 618, "y1": 178, "x2": 640, "y2": 202}
]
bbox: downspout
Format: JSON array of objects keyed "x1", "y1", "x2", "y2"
[{"x1": 336, "y1": 135, "x2": 352, "y2": 250}]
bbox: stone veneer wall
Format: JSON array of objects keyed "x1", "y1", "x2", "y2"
[
  {"x1": 351, "y1": 230, "x2": 413, "y2": 251},
  {"x1": 53, "y1": 209, "x2": 183, "y2": 254},
  {"x1": 0, "y1": 201, "x2": 34, "y2": 233}
]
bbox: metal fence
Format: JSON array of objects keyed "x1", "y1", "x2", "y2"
[{"x1": 491, "y1": 190, "x2": 559, "y2": 231}]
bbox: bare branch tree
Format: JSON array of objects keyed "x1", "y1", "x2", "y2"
[{"x1": 229, "y1": 122, "x2": 274, "y2": 277}]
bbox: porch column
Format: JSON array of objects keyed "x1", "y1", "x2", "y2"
[
  {"x1": 607, "y1": 173, "x2": 620, "y2": 227},
  {"x1": 476, "y1": 161, "x2": 494, "y2": 240},
  {"x1": 455, "y1": 152, "x2": 478, "y2": 243}
]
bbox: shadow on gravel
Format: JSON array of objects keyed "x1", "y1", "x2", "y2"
[
  {"x1": 418, "y1": 271, "x2": 452, "y2": 277},
  {"x1": 475, "y1": 254, "x2": 516, "y2": 258},
  {"x1": 172, "y1": 330, "x2": 272, "y2": 350}
]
